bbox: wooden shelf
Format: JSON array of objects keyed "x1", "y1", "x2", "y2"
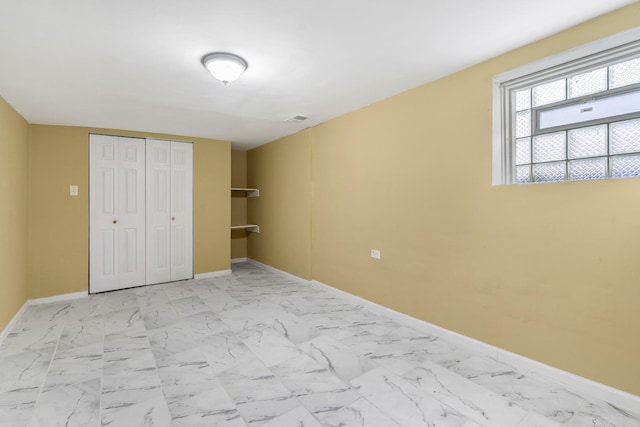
[
  {"x1": 230, "y1": 224, "x2": 260, "y2": 233},
  {"x1": 231, "y1": 187, "x2": 259, "y2": 197},
  {"x1": 231, "y1": 188, "x2": 259, "y2": 233}
]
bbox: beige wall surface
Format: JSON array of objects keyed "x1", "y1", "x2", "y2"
[
  {"x1": 247, "y1": 129, "x2": 312, "y2": 279},
  {"x1": 231, "y1": 150, "x2": 248, "y2": 259},
  {"x1": 27, "y1": 125, "x2": 230, "y2": 299},
  {"x1": 252, "y1": 5, "x2": 640, "y2": 395},
  {"x1": 0, "y1": 97, "x2": 29, "y2": 331}
]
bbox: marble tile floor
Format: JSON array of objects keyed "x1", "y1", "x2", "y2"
[{"x1": 0, "y1": 262, "x2": 638, "y2": 427}]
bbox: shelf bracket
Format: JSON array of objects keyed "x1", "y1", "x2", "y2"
[
  {"x1": 230, "y1": 224, "x2": 260, "y2": 233},
  {"x1": 231, "y1": 188, "x2": 259, "y2": 197}
]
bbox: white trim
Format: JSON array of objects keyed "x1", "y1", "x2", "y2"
[
  {"x1": 3, "y1": 260, "x2": 636, "y2": 411},
  {"x1": 194, "y1": 270, "x2": 232, "y2": 279},
  {"x1": 29, "y1": 291, "x2": 88, "y2": 306},
  {"x1": 310, "y1": 278, "x2": 640, "y2": 413},
  {"x1": 246, "y1": 258, "x2": 311, "y2": 286},
  {"x1": 494, "y1": 345, "x2": 640, "y2": 414},
  {"x1": 0, "y1": 300, "x2": 30, "y2": 346},
  {"x1": 231, "y1": 257, "x2": 249, "y2": 264},
  {"x1": 1, "y1": 291, "x2": 88, "y2": 347},
  {"x1": 492, "y1": 26, "x2": 640, "y2": 186},
  {"x1": 494, "y1": 27, "x2": 640, "y2": 86},
  {"x1": 492, "y1": 80, "x2": 507, "y2": 185},
  {"x1": 234, "y1": 260, "x2": 640, "y2": 410},
  {"x1": 310, "y1": 279, "x2": 501, "y2": 359}
]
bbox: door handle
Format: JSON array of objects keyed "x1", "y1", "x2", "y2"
[
  {"x1": 113, "y1": 220, "x2": 117, "y2": 224},
  {"x1": 172, "y1": 217, "x2": 175, "y2": 221}
]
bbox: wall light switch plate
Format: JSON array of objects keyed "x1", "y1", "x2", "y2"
[
  {"x1": 70, "y1": 185, "x2": 78, "y2": 196},
  {"x1": 371, "y1": 249, "x2": 381, "y2": 259}
]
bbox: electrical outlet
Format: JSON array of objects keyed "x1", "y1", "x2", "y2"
[
  {"x1": 371, "y1": 249, "x2": 381, "y2": 259},
  {"x1": 69, "y1": 185, "x2": 78, "y2": 196}
]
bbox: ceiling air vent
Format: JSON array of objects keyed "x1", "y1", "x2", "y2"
[{"x1": 285, "y1": 115, "x2": 309, "y2": 122}]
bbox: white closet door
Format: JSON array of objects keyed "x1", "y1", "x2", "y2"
[
  {"x1": 89, "y1": 135, "x2": 118, "y2": 292},
  {"x1": 170, "y1": 141, "x2": 193, "y2": 281},
  {"x1": 90, "y1": 135, "x2": 146, "y2": 293},
  {"x1": 146, "y1": 139, "x2": 172, "y2": 285},
  {"x1": 117, "y1": 137, "x2": 147, "y2": 288},
  {"x1": 146, "y1": 139, "x2": 193, "y2": 284}
]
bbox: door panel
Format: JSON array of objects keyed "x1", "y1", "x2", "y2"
[
  {"x1": 155, "y1": 227, "x2": 169, "y2": 268},
  {"x1": 102, "y1": 169, "x2": 115, "y2": 214},
  {"x1": 117, "y1": 137, "x2": 146, "y2": 289},
  {"x1": 101, "y1": 229, "x2": 115, "y2": 276},
  {"x1": 90, "y1": 134, "x2": 145, "y2": 293},
  {"x1": 90, "y1": 135, "x2": 119, "y2": 293},
  {"x1": 146, "y1": 139, "x2": 172, "y2": 285},
  {"x1": 123, "y1": 228, "x2": 138, "y2": 272},
  {"x1": 170, "y1": 141, "x2": 193, "y2": 281},
  {"x1": 91, "y1": 135, "x2": 192, "y2": 293}
]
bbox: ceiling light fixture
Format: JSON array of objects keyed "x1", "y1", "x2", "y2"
[{"x1": 202, "y1": 52, "x2": 248, "y2": 85}]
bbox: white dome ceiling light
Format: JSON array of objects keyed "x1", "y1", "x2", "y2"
[{"x1": 202, "y1": 52, "x2": 248, "y2": 85}]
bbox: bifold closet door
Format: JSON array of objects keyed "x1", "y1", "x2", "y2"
[
  {"x1": 146, "y1": 139, "x2": 193, "y2": 284},
  {"x1": 89, "y1": 134, "x2": 146, "y2": 293}
]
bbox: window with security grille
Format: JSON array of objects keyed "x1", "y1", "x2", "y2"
[{"x1": 492, "y1": 29, "x2": 640, "y2": 185}]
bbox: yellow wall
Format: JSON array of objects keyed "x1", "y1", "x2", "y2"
[
  {"x1": 0, "y1": 97, "x2": 29, "y2": 331},
  {"x1": 231, "y1": 150, "x2": 248, "y2": 259},
  {"x1": 27, "y1": 125, "x2": 230, "y2": 299},
  {"x1": 247, "y1": 129, "x2": 312, "y2": 279},
  {"x1": 248, "y1": 5, "x2": 640, "y2": 395}
]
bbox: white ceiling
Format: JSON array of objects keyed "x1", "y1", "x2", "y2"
[{"x1": 0, "y1": 1, "x2": 636, "y2": 150}]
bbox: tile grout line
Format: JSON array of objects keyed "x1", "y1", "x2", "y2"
[
  {"x1": 6, "y1": 262, "x2": 640, "y2": 426},
  {"x1": 98, "y1": 296, "x2": 106, "y2": 427},
  {"x1": 28, "y1": 301, "x2": 71, "y2": 426}
]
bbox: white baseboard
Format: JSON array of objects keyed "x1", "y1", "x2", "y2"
[
  {"x1": 495, "y1": 343, "x2": 640, "y2": 414},
  {"x1": 0, "y1": 300, "x2": 30, "y2": 346},
  {"x1": 0, "y1": 290, "x2": 87, "y2": 347},
  {"x1": 194, "y1": 269, "x2": 232, "y2": 279},
  {"x1": 231, "y1": 257, "x2": 249, "y2": 264},
  {"x1": 310, "y1": 278, "x2": 640, "y2": 414},
  {"x1": 29, "y1": 291, "x2": 88, "y2": 306},
  {"x1": 246, "y1": 258, "x2": 311, "y2": 286}
]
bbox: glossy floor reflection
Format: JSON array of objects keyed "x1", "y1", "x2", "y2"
[{"x1": 0, "y1": 262, "x2": 638, "y2": 426}]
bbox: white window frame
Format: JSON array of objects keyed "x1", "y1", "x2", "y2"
[{"x1": 492, "y1": 26, "x2": 640, "y2": 185}]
